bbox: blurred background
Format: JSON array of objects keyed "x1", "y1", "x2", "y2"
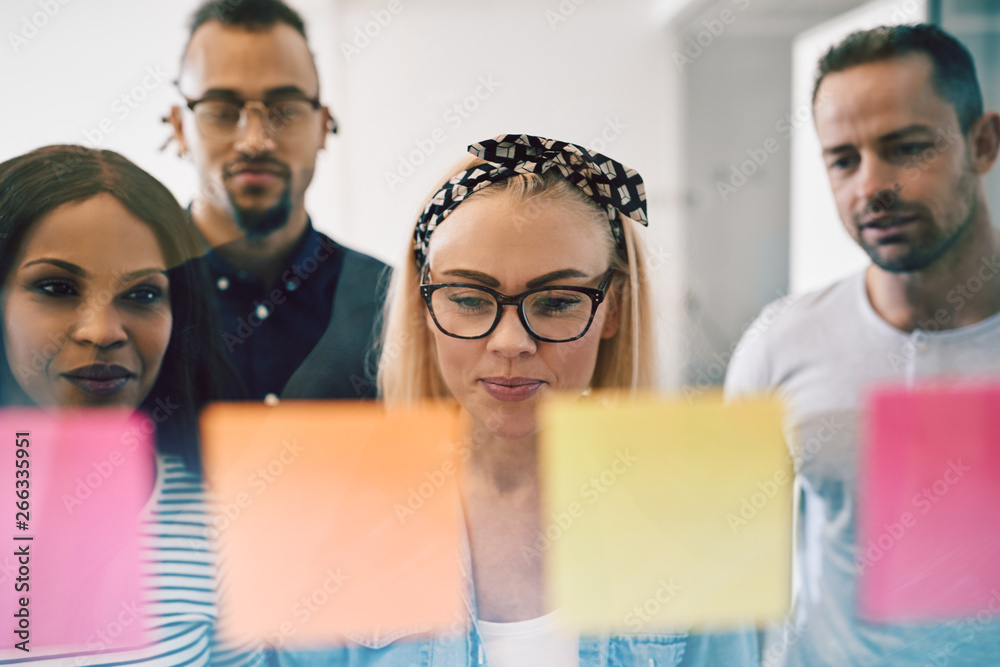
[{"x1": 2, "y1": 0, "x2": 997, "y2": 390}]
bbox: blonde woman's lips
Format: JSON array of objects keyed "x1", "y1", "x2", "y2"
[{"x1": 480, "y1": 377, "x2": 543, "y2": 402}]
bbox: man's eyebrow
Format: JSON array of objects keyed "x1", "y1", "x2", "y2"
[
  {"x1": 196, "y1": 88, "x2": 242, "y2": 99},
  {"x1": 877, "y1": 125, "x2": 936, "y2": 142},
  {"x1": 263, "y1": 85, "x2": 314, "y2": 99},
  {"x1": 822, "y1": 143, "x2": 856, "y2": 156},
  {"x1": 822, "y1": 125, "x2": 938, "y2": 155},
  {"x1": 198, "y1": 86, "x2": 314, "y2": 99},
  {"x1": 22, "y1": 258, "x2": 86, "y2": 276}
]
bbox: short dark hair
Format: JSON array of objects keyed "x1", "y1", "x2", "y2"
[
  {"x1": 189, "y1": 0, "x2": 307, "y2": 40},
  {"x1": 0, "y1": 145, "x2": 244, "y2": 472},
  {"x1": 181, "y1": 0, "x2": 315, "y2": 83},
  {"x1": 813, "y1": 24, "x2": 984, "y2": 133}
]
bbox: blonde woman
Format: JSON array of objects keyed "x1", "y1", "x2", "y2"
[{"x1": 276, "y1": 134, "x2": 758, "y2": 666}]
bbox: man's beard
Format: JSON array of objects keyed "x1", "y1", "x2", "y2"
[
  {"x1": 230, "y1": 185, "x2": 293, "y2": 240},
  {"x1": 855, "y1": 171, "x2": 978, "y2": 274},
  {"x1": 222, "y1": 159, "x2": 294, "y2": 240}
]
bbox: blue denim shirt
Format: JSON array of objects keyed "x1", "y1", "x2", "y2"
[
  {"x1": 264, "y1": 528, "x2": 759, "y2": 667},
  {"x1": 267, "y1": 628, "x2": 757, "y2": 666}
]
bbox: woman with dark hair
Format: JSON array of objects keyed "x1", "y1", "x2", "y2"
[
  {"x1": 0, "y1": 144, "x2": 241, "y2": 469},
  {"x1": 0, "y1": 145, "x2": 243, "y2": 665}
]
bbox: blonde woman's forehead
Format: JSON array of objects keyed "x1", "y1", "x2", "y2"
[{"x1": 426, "y1": 196, "x2": 611, "y2": 275}]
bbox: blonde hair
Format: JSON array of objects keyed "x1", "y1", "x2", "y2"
[{"x1": 377, "y1": 156, "x2": 655, "y2": 404}]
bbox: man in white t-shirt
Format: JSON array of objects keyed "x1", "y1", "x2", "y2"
[{"x1": 725, "y1": 24, "x2": 1000, "y2": 667}]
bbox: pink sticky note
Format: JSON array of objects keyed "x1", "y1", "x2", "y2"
[
  {"x1": 858, "y1": 383, "x2": 1000, "y2": 622},
  {"x1": 0, "y1": 409, "x2": 153, "y2": 653}
]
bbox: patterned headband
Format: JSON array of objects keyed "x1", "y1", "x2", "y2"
[{"x1": 412, "y1": 133, "x2": 648, "y2": 268}]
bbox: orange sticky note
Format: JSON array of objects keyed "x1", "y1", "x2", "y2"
[
  {"x1": 0, "y1": 409, "x2": 152, "y2": 654},
  {"x1": 201, "y1": 402, "x2": 466, "y2": 648},
  {"x1": 539, "y1": 392, "x2": 792, "y2": 632}
]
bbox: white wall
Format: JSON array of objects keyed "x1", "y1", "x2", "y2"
[
  {"x1": 0, "y1": 0, "x2": 686, "y2": 388},
  {"x1": 2, "y1": 0, "x2": 201, "y2": 169},
  {"x1": 324, "y1": 0, "x2": 686, "y2": 387},
  {"x1": 675, "y1": 0, "x2": 866, "y2": 387},
  {"x1": 682, "y1": 29, "x2": 795, "y2": 387}
]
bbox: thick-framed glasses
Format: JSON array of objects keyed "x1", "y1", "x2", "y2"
[
  {"x1": 420, "y1": 269, "x2": 615, "y2": 343},
  {"x1": 182, "y1": 94, "x2": 323, "y2": 142}
]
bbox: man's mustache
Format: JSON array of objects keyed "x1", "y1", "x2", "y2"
[
  {"x1": 853, "y1": 186, "x2": 927, "y2": 226},
  {"x1": 222, "y1": 159, "x2": 291, "y2": 180}
]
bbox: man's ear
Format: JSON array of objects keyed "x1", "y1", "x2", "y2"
[
  {"x1": 319, "y1": 106, "x2": 335, "y2": 149},
  {"x1": 969, "y1": 111, "x2": 1000, "y2": 175},
  {"x1": 168, "y1": 106, "x2": 189, "y2": 156}
]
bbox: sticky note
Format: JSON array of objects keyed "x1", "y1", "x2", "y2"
[
  {"x1": 858, "y1": 382, "x2": 1000, "y2": 622},
  {"x1": 201, "y1": 402, "x2": 466, "y2": 648},
  {"x1": 538, "y1": 392, "x2": 791, "y2": 632},
  {"x1": 0, "y1": 409, "x2": 152, "y2": 653}
]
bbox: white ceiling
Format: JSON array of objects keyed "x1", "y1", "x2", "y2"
[{"x1": 669, "y1": 0, "x2": 875, "y2": 35}]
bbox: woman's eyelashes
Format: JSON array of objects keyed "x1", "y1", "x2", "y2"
[
  {"x1": 122, "y1": 285, "x2": 166, "y2": 305},
  {"x1": 31, "y1": 277, "x2": 167, "y2": 306},
  {"x1": 33, "y1": 278, "x2": 78, "y2": 297}
]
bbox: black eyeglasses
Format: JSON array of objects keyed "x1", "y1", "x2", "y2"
[
  {"x1": 181, "y1": 93, "x2": 324, "y2": 141},
  {"x1": 420, "y1": 269, "x2": 614, "y2": 343}
]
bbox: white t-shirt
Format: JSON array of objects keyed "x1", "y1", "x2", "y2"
[
  {"x1": 724, "y1": 269, "x2": 1000, "y2": 667},
  {"x1": 478, "y1": 611, "x2": 579, "y2": 667}
]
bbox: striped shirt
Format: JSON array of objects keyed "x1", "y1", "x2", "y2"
[{"x1": 0, "y1": 455, "x2": 221, "y2": 666}]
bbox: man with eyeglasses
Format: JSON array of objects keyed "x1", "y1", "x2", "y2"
[{"x1": 168, "y1": 0, "x2": 388, "y2": 401}]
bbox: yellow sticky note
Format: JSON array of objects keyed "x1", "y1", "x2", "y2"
[
  {"x1": 538, "y1": 392, "x2": 791, "y2": 632},
  {"x1": 201, "y1": 402, "x2": 467, "y2": 648}
]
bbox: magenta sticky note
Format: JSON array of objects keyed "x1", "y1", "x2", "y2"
[
  {"x1": 0, "y1": 409, "x2": 153, "y2": 653},
  {"x1": 858, "y1": 383, "x2": 1000, "y2": 622}
]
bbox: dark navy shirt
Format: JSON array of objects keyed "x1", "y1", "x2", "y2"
[{"x1": 204, "y1": 222, "x2": 345, "y2": 400}]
